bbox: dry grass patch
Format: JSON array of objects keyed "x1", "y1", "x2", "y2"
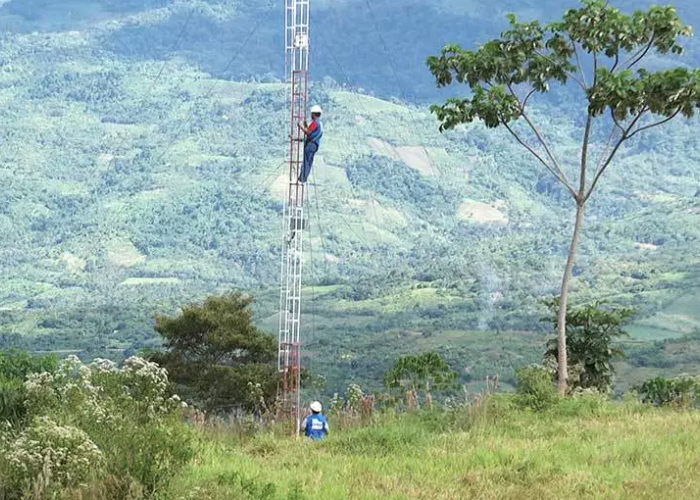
[
  {"x1": 60, "y1": 252, "x2": 86, "y2": 273},
  {"x1": 107, "y1": 240, "x2": 146, "y2": 267},
  {"x1": 367, "y1": 137, "x2": 440, "y2": 176},
  {"x1": 457, "y1": 200, "x2": 508, "y2": 225}
]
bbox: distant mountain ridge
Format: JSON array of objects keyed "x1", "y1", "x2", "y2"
[{"x1": 2, "y1": 0, "x2": 698, "y2": 100}]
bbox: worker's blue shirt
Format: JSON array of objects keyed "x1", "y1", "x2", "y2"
[
  {"x1": 302, "y1": 413, "x2": 329, "y2": 440},
  {"x1": 306, "y1": 118, "x2": 323, "y2": 147}
]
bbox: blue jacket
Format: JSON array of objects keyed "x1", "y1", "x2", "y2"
[
  {"x1": 302, "y1": 412, "x2": 329, "y2": 440},
  {"x1": 306, "y1": 118, "x2": 323, "y2": 147}
]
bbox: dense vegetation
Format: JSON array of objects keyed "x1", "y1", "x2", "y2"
[
  {"x1": 4, "y1": 346, "x2": 700, "y2": 499},
  {"x1": 0, "y1": 0, "x2": 697, "y2": 394},
  {"x1": 0, "y1": 351, "x2": 194, "y2": 498},
  {"x1": 150, "y1": 293, "x2": 279, "y2": 414},
  {"x1": 0, "y1": 1, "x2": 699, "y2": 498}
]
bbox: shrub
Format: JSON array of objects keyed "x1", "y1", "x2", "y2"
[
  {"x1": 0, "y1": 350, "x2": 58, "y2": 426},
  {"x1": 3, "y1": 417, "x2": 103, "y2": 494},
  {"x1": 98, "y1": 415, "x2": 195, "y2": 495},
  {"x1": 3, "y1": 355, "x2": 195, "y2": 498},
  {"x1": 514, "y1": 365, "x2": 558, "y2": 411},
  {"x1": 0, "y1": 379, "x2": 28, "y2": 427},
  {"x1": 549, "y1": 389, "x2": 609, "y2": 417},
  {"x1": 633, "y1": 376, "x2": 700, "y2": 408}
]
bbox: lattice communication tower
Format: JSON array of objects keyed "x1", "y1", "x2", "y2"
[{"x1": 278, "y1": 0, "x2": 310, "y2": 437}]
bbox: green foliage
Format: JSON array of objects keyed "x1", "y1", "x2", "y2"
[
  {"x1": 345, "y1": 383, "x2": 365, "y2": 413},
  {"x1": 174, "y1": 471, "x2": 307, "y2": 500},
  {"x1": 150, "y1": 293, "x2": 278, "y2": 414},
  {"x1": 0, "y1": 355, "x2": 195, "y2": 499},
  {"x1": 324, "y1": 420, "x2": 429, "y2": 457},
  {"x1": 514, "y1": 364, "x2": 558, "y2": 411},
  {"x1": 4, "y1": 417, "x2": 103, "y2": 494},
  {"x1": 544, "y1": 300, "x2": 634, "y2": 392},
  {"x1": 346, "y1": 155, "x2": 459, "y2": 216},
  {"x1": 385, "y1": 352, "x2": 457, "y2": 406},
  {"x1": 633, "y1": 375, "x2": 700, "y2": 407},
  {"x1": 0, "y1": 350, "x2": 58, "y2": 381},
  {"x1": 0, "y1": 350, "x2": 58, "y2": 426},
  {"x1": 215, "y1": 471, "x2": 277, "y2": 500},
  {"x1": 167, "y1": 394, "x2": 700, "y2": 499},
  {"x1": 429, "y1": 1, "x2": 698, "y2": 133},
  {"x1": 0, "y1": 379, "x2": 26, "y2": 429}
]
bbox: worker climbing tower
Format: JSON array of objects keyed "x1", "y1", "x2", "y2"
[{"x1": 278, "y1": 0, "x2": 310, "y2": 436}]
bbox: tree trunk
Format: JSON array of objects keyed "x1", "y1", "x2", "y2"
[
  {"x1": 557, "y1": 201, "x2": 586, "y2": 395},
  {"x1": 406, "y1": 389, "x2": 418, "y2": 411}
]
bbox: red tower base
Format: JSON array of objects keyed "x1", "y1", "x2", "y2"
[{"x1": 279, "y1": 342, "x2": 301, "y2": 436}]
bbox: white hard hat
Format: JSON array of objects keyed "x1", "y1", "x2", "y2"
[
  {"x1": 310, "y1": 105, "x2": 323, "y2": 114},
  {"x1": 310, "y1": 401, "x2": 322, "y2": 413}
]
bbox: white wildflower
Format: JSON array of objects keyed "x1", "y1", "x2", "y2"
[{"x1": 7, "y1": 417, "x2": 103, "y2": 489}]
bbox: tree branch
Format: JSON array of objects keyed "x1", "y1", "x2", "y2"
[
  {"x1": 579, "y1": 109, "x2": 594, "y2": 199},
  {"x1": 584, "y1": 107, "x2": 647, "y2": 202},
  {"x1": 449, "y1": 60, "x2": 462, "y2": 80},
  {"x1": 592, "y1": 108, "x2": 626, "y2": 178},
  {"x1": 593, "y1": 50, "x2": 598, "y2": 87},
  {"x1": 501, "y1": 120, "x2": 578, "y2": 198},
  {"x1": 534, "y1": 50, "x2": 586, "y2": 91},
  {"x1": 624, "y1": 33, "x2": 656, "y2": 70},
  {"x1": 609, "y1": 108, "x2": 624, "y2": 133},
  {"x1": 570, "y1": 37, "x2": 588, "y2": 89},
  {"x1": 626, "y1": 108, "x2": 682, "y2": 141},
  {"x1": 506, "y1": 83, "x2": 572, "y2": 187},
  {"x1": 593, "y1": 124, "x2": 620, "y2": 179},
  {"x1": 521, "y1": 109, "x2": 575, "y2": 186},
  {"x1": 610, "y1": 51, "x2": 620, "y2": 73},
  {"x1": 522, "y1": 87, "x2": 538, "y2": 110}
]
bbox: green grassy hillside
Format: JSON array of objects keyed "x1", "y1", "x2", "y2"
[{"x1": 0, "y1": 0, "x2": 698, "y2": 393}]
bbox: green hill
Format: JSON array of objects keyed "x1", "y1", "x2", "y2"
[{"x1": 0, "y1": 0, "x2": 699, "y2": 393}]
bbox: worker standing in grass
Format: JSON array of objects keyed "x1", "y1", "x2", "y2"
[
  {"x1": 301, "y1": 401, "x2": 329, "y2": 440},
  {"x1": 297, "y1": 105, "x2": 323, "y2": 183}
]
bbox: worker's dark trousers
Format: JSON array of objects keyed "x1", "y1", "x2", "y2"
[{"x1": 299, "y1": 142, "x2": 318, "y2": 183}]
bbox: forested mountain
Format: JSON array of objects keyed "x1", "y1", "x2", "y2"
[{"x1": 0, "y1": 0, "x2": 698, "y2": 392}]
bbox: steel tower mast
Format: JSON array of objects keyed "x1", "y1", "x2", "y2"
[{"x1": 278, "y1": 0, "x2": 310, "y2": 437}]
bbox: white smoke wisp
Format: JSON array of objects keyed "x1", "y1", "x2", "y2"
[{"x1": 475, "y1": 260, "x2": 504, "y2": 331}]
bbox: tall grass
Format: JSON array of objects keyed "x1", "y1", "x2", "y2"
[{"x1": 165, "y1": 395, "x2": 700, "y2": 499}]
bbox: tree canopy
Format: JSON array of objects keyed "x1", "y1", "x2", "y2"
[
  {"x1": 428, "y1": 0, "x2": 699, "y2": 203},
  {"x1": 150, "y1": 293, "x2": 278, "y2": 414}
]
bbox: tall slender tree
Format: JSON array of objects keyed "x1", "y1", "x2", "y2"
[{"x1": 428, "y1": 0, "x2": 700, "y2": 393}]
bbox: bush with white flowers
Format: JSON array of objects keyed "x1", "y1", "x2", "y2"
[
  {"x1": 6, "y1": 417, "x2": 103, "y2": 490},
  {"x1": 24, "y1": 355, "x2": 182, "y2": 427},
  {"x1": 1, "y1": 355, "x2": 194, "y2": 499}
]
